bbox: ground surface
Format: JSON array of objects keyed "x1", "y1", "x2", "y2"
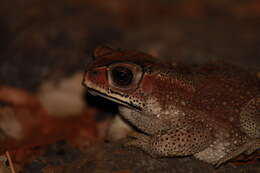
[{"x1": 22, "y1": 141, "x2": 259, "y2": 173}]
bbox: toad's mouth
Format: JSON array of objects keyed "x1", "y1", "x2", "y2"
[{"x1": 87, "y1": 87, "x2": 142, "y2": 111}]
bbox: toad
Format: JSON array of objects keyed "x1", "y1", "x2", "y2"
[{"x1": 83, "y1": 46, "x2": 259, "y2": 167}]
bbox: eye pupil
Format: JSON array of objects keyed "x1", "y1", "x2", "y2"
[{"x1": 111, "y1": 66, "x2": 133, "y2": 86}]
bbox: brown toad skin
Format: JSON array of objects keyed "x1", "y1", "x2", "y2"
[{"x1": 83, "y1": 46, "x2": 260, "y2": 167}]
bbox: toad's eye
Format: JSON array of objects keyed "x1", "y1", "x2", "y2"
[{"x1": 111, "y1": 66, "x2": 133, "y2": 86}]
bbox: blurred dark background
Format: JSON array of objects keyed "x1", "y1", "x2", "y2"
[{"x1": 0, "y1": 0, "x2": 259, "y2": 91}]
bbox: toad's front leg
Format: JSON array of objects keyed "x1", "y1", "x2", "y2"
[
  {"x1": 215, "y1": 138, "x2": 260, "y2": 167},
  {"x1": 125, "y1": 122, "x2": 213, "y2": 157}
]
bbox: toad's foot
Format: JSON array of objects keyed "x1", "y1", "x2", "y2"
[{"x1": 215, "y1": 139, "x2": 260, "y2": 168}]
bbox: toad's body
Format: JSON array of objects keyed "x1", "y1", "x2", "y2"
[{"x1": 83, "y1": 46, "x2": 260, "y2": 166}]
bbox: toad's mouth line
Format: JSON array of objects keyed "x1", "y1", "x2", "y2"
[{"x1": 87, "y1": 87, "x2": 142, "y2": 111}]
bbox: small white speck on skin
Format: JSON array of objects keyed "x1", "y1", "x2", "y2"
[
  {"x1": 225, "y1": 133, "x2": 230, "y2": 138},
  {"x1": 229, "y1": 117, "x2": 234, "y2": 122},
  {"x1": 164, "y1": 110, "x2": 170, "y2": 115},
  {"x1": 224, "y1": 142, "x2": 230, "y2": 147}
]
